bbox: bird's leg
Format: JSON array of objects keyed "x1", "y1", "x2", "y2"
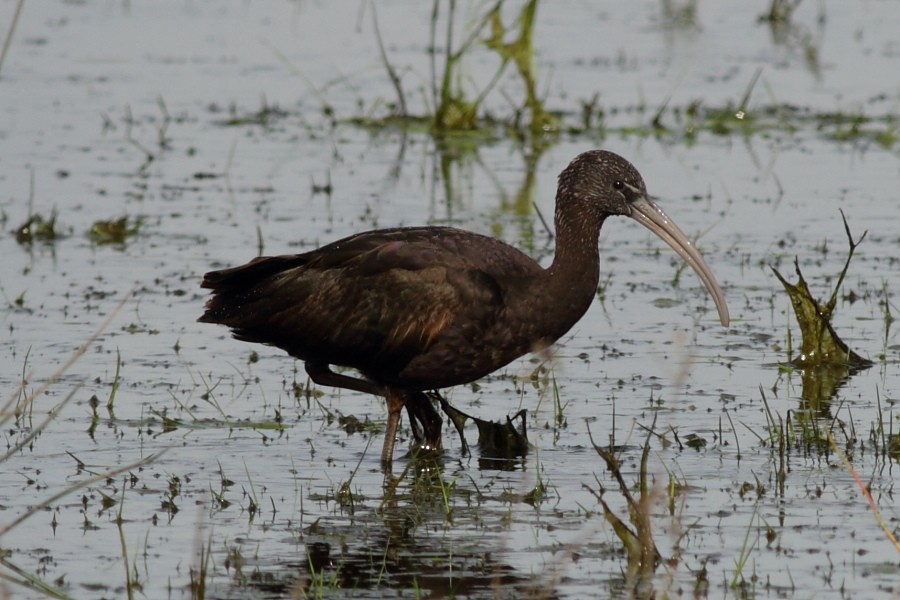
[
  {"x1": 306, "y1": 363, "x2": 400, "y2": 466},
  {"x1": 382, "y1": 389, "x2": 406, "y2": 466},
  {"x1": 304, "y1": 365, "x2": 441, "y2": 463},
  {"x1": 305, "y1": 363, "x2": 386, "y2": 396},
  {"x1": 404, "y1": 391, "x2": 443, "y2": 451}
]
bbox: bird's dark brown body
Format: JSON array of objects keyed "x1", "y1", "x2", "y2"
[
  {"x1": 201, "y1": 227, "x2": 592, "y2": 390},
  {"x1": 200, "y1": 150, "x2": 729, "y2": 466}
]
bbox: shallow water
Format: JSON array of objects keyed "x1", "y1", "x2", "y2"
[{"x1": 1, "y1": 1, "x2": 899, "y2": 599}]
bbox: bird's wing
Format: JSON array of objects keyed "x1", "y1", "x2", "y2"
[{"x1": 200, "y1": 227, "x2": 525, "y2": 376}]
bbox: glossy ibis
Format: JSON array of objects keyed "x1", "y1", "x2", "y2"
[{"x1": 199, "y1": 150, "x2": 729, "y2": 466}]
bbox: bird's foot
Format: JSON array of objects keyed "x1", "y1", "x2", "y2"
[
  {"x1": 405, "y1": 391, "x2": 443, "y2": 452},
  {"x1": 434, "y1": 393, "x2": 471, "y2": 457},
  {"x1": 436, "y1": 397, "x2": 530, "y2": 464}
]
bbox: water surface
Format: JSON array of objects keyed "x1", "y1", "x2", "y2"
[{"x1": 1, "y1": 2, "x2": 898, "y2": 598}]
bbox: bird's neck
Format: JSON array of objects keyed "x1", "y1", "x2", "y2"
[{"x1": 537, "y1": 207, "x2": 605, "y2": 337}]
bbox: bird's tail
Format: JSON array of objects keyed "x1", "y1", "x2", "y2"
[{"x1": 198, "y1": 255, "x2": 307, "y2": 326}]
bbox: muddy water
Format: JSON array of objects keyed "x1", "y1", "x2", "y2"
[{"x1": 1, "y1": 2, "x2": 899, "y2": 599}]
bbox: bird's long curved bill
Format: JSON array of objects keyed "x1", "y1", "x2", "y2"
[{"x1": 629, "y1": 196, "x2": 730, "y2": 327}]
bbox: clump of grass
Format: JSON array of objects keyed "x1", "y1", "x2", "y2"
[
  {"x1": 729, "y1": 505, "x2": 763, "y2": 593},
  {"x1": 336, "y1": 437, "x2": 371, "y2": 511},
  {"x1": 771, "y1": 211, "x2": 873, "y2": 371},
  {"x1": 651, "y1": 68, "x2": 763, "y2": 138},
  {"x1": 13, "y1": 159, "x2": 65, "y2": 247},
  {"x1": 88, "y1": 216, "x2": 143, "y2": 245},
  {"x1": 363, "y1": 0, "x2": 554, "y2": 139},
  {"x1": 529, "y1": 362, "x2": 568, "y2": 432},
  {"x1": 189, "y1": 536, "x2": 214, "y2": 600},
  {"x1": 15, "y1": 211, "x2": 62, "y2": 244},
  {"x1": 428, "y1": 0, "x2": 491, "y2": 132},
  {"x1": 87, "y1": 350, "x2": 122, "y2": 439},
  {"x1": 586, "y1": 417, "x2": 662, "y2": 590}
]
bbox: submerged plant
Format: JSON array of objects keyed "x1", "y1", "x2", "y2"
[
  {"x1": 89, "y1": 216, "x2": 143, "y2": 245},
  {"x1": 771, "y1": 212, "x2": 872, "y2": 371},
  {"x1": 15, "y1": 211, "x2": 61, "y2": 244}
]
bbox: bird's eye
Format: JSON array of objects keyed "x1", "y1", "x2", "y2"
[{"x1": 613, "y1": 180, "x2": 625, "y2": 190}]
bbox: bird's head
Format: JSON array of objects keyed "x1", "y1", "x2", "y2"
[
  {"x1": 557, "y1": 150, "x2": 730, "y2": 327},
  {"x1": 557, "y1": 149, "x2": 648, "y2": 218}
]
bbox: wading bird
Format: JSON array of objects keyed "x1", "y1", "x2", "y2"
[{"x1": 199, "y1": 150, "x2": 729, "y2": 467}]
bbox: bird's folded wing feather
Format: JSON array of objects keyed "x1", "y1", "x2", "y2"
[{"x1": 200, "y1": 227, "x2": 531, "y2": 372}]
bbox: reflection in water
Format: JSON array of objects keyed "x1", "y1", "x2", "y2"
[
  {"x1": 759, "y1": 0, "x2": 825, "y2": 78},
  {"x1": 291, "y1": 524, "x2": 527, "y2": 598},
  {"x1": 796, "y1": 363, "x2": 856, "y2": 417},
  {"x1": 280, "y1": 454, "x2": 531, "y2": 599}
]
